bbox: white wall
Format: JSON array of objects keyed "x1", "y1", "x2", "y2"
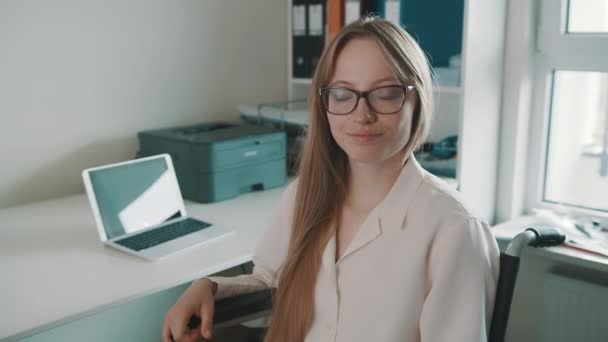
[{"x1": 0, "y1": 0, "x2": 287, "y2": 208}]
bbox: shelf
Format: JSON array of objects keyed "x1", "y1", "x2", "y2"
[{"x1": 290, "y1": 78, "x2": 461, "y2": 94}]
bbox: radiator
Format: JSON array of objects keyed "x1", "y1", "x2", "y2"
[{"x1": 541, "y1": 272, "x2": 608, "y2": 342}]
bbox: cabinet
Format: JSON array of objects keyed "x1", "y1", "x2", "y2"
[{"x1": 283, "y1": 0, "x2": 505, "y2": 222}]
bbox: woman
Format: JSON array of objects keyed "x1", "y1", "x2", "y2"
[{"x1": 163, "y1": 17, "x2": 499, "y2": 342}]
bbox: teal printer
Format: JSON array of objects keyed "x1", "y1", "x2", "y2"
[{"x1": 137, "y1": 122, "x2": 287, "y2": 203}]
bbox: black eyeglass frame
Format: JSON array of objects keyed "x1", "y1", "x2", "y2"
[{"x1": 318, "y1": 84, "x2": 416, "y2": 115}]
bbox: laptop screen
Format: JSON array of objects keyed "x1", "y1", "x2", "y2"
[{"x1": 88, "y1": 156, "x2": 183, "y2": 240}]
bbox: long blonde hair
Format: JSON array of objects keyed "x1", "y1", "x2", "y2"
[{"x1": 264, "y1": 16, "x2": 434, "y2": 342}]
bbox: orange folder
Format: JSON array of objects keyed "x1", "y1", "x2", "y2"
[{"x1": 327, "y1": 0, "x2": 345, "y2": 45}]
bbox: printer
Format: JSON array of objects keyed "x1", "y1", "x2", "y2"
[{"x1": 137, "y1": 122, "x2": 287, "y2": 203}]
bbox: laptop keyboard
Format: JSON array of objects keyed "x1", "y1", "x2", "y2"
[{"x1": 115, "y1": 218, "x2": 211, "y2": 251}]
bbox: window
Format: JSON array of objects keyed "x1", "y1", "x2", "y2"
[
  {"x1": 529, "y1": 0, "x2": 608, "y2": 216},
  {"x1": 545, "y1": 70, "x2": 608, "y2": 211},
  {"x1": 567, "y1": 0, "x2": 608, "y2": 33}
]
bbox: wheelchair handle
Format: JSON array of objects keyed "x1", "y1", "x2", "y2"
[
  {"x1": 505, "y1": 226, "x2": 565, "y2": 257},
  {"x1": 490, "y1": 226, "x2": 565, "y2": 342}
]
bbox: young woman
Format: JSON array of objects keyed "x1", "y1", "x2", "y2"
[{"x1": 163, "y1": 17, "x2": 499, "y2": 342}]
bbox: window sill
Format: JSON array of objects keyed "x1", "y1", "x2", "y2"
[{"x1": 492, "y1": 215, "x2": 608, "y2": 272}]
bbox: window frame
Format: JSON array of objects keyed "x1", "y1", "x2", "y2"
[
  {"x1": 524, "y1": 0, "x2": 608, "y2": 220},
  {"x1": 538, "y1": 0, "x2": 608, "y2": 56}
]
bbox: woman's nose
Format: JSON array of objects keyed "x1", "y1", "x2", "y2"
[{"x1": 351, "y1": 97, "x2": 377, "y2": 124}]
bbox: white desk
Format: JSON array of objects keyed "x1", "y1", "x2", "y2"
[{"x1": 0, "y1": 185, "x2": 286, "y2": 341}]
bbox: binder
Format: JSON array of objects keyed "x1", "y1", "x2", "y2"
[
  {"x1": 327, "y1": 0, "x2": 345, "y2": 45},
  {"x1": 291, "y1": 0, "x2": 326, "y2": 78},
  {"x1": 344, "y1": 0, "x2": 360, "y2": 25},
  {"x1": 385, "y1": 0, "x2": 400, "y2": 26},
  {"x1": 292, "y1": 0, "x2": 309, "y2": 78},
  {"x1": 307, "y1": 0, "x2": 326, "y2": 77}
]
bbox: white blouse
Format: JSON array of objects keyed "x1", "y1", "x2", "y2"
[{"x1": 207, "y1": 156, "x2": 500, "y2": 342}]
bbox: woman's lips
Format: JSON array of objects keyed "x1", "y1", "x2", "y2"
[{"x1": 346, "y1": 132, "x2": 383, "y2": 144}]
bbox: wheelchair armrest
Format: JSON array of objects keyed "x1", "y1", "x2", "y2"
[{"x1": 187, "y1": 289, "x2": 274, "y2": 331}]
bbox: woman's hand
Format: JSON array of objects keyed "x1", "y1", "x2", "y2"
[{"x1": 162, "y1": 278, "x2": 217, "y2": 342}]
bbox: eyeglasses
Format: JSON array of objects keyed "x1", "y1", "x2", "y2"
[{"x1": 319, "y1": 85, "x2": 415, "y2": 115}]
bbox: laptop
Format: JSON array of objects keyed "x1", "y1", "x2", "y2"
[{"x1": 82, "y1": 153, "x2": 233, "y2": 260}]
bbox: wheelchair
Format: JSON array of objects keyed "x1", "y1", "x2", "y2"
[{"x1": 190, "y1": 226, "x2": 565, "y2": 342}]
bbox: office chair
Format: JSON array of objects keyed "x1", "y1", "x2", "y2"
[{"x1": 197, "y1": 226, "x2": 565, "y2": 342}]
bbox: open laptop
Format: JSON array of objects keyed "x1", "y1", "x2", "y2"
[{"x1": 82, "y1": 153, "x2": 233, "y2": 260}]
